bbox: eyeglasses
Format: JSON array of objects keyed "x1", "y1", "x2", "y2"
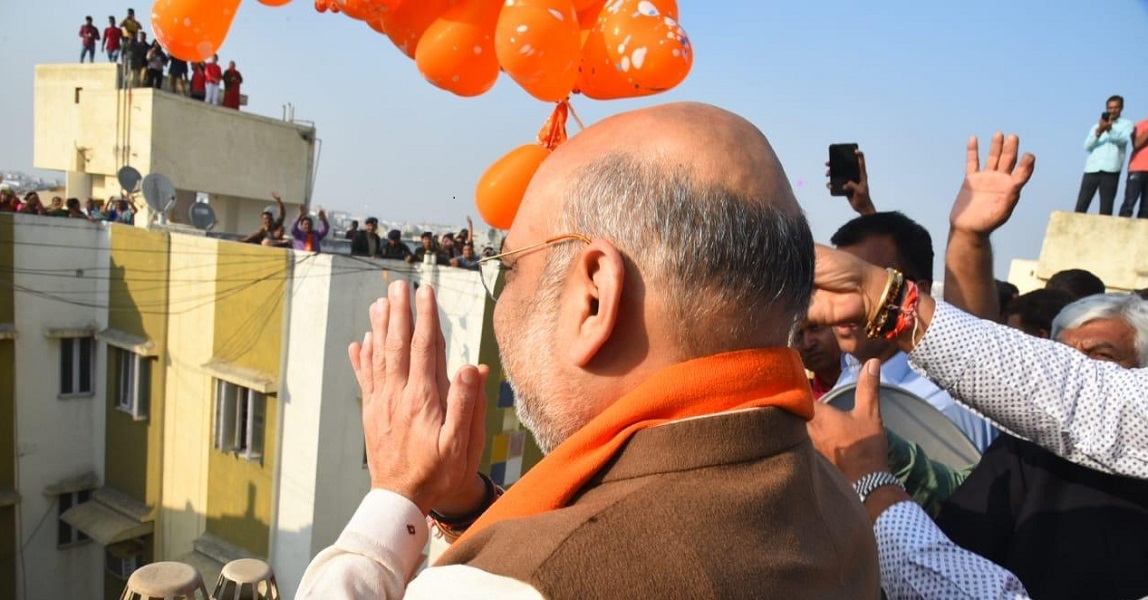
[{"x1": 478, "y1": 233, "x2": 591, "y2": 302}]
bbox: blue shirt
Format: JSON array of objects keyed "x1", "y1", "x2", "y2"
[
  {"x1": 1083, "y1": 117, "x2": 1134, "y2": 173},
  {"x1": 834, "y1": 351, "x2": 998, "y2": 453}
]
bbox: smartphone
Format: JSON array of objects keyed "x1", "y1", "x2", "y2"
[
  {"x1": 828, "y1": 143, "x2": 861, "y2": 197},
  {"x1": 1102, "y1": 112, "x2": 1111, "y2": 121}
]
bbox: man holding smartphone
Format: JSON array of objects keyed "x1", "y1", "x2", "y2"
[{"x1": 1075, "y1": 95, "x2": 1134, "y2": 215}]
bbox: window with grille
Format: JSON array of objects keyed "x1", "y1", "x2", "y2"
[
  {"x1": 113, "y1": 347, "x2": 150, "y2": 420},
  {"x1": 57, "y1": 489, "x2": 92, "y2": 548},
  {"x1": 213, "y1": 379, "x2": 266, "y2": 462},
  {"x1": 60, "y1": 337, "x2": 94, "y2": 396}
]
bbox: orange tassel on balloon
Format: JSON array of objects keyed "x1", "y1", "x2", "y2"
[{"x1": 476, "y1": 101, "x2": 572, "y2": 229}]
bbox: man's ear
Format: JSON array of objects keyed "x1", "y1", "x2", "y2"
[{"x1": 563, "y1": 241, "x2": 625, "y2": 368}]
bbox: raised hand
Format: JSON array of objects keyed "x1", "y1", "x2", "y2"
[
  {"x1": 949, "y1": 133, "x2": 1035, "y2": 235},
  {"x1": 825, "y1": 148, "x2": 875, "y2": 215},
  {"x1": 348, "y1": 281, "x2": 489, "y2": 515}
]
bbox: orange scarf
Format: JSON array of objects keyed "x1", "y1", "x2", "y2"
[{"x1": 444, "y1": 348, "x2": 813, "y2": 552}]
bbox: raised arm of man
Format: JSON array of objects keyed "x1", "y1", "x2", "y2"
[
  {"x1": 826, "y1": 147, "x2": 877, "y2": 216},
  {"x1": 810, "y1": 245, "x2": 1148, "y2": 479},
  {"x1": 943, "y1": 133, "x2": 1034, "y2": 320},
  {"x1": 270, "y1": 191, "x2": 286, "y2": 226},
  {"x1": 1109, "y1": 117, "x2": 1134, "y2": 147}
]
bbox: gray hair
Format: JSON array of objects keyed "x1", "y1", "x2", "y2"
[
  {"x1": 543, "y1": 154, "x2": 814, "y2": 354},
  {"x1": 1051, "y1": 293, "x2": 1148, "y2": 367}
]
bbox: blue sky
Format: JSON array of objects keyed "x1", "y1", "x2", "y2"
[{"x1": 2, "y1": 1, "x2": 1147, "y2": 276}]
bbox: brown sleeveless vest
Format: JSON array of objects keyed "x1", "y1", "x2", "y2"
[{"x1": 439, "y1": 408, "x2": 880, "y2": 599}]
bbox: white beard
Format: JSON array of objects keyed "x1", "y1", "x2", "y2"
[{"x1": 495, "y1": 276, "x2": 585, "y2": 455}]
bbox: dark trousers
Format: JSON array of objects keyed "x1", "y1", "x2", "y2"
[
  {"x1": 1075, "y1": 171, "x2": 1120, "y2": 215},
  {"x1": 1118, "y1": 171, "x2": 1148, "y2": 218},
  {"x1": 145, "y1": 68, "x2": 163, "y2": 89},
  {"x1": 937, "y1": 435, "x2": 1148, "y2": 600}
]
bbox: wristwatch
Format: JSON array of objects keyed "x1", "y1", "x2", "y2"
[{"x1": 852, "y1": 471, "x2": 905, "y2": 504}]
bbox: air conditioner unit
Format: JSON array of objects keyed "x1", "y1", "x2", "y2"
[{"x1": 105, "y1": 540, "x2": 144, "y2": 580}]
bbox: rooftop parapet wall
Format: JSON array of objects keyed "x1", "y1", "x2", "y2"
[{"x1": 1036, "y1": 211, "x2": 1148, "y2": 293}]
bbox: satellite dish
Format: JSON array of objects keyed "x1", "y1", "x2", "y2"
[
  {"x1": 141, "y1": 174, "x2": 177, "y2": 215},
  {"x1": 117, "y1": 166, "x2": 142, "y2": 194},
  {"x1": 822, "y1": 382, "x2": 982, "y2": 468},
  {"x1": 188, "y1": 202, "x2": 216, "y2": 231}
]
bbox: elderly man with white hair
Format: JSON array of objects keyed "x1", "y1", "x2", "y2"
[{"x1": 1051, "y1": 293, "x2": 1148, "y2": 369}]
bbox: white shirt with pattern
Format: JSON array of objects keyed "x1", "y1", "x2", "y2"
[
  {"x1": 875, "y1": 300, "x2": 1148, "y2": 599},
  {"x1": 834, "y1": 351, "x2": 999, "y2": 452}
]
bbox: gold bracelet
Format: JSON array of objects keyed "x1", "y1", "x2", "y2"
[
  {"x1": 877, "y1": 274, "x2": 905, "y2": 338},
  {"x1": 865, "y1": 269, "x2": 904, "y2": 339}
]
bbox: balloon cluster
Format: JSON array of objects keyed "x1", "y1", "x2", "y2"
[{"x1": 150, "y1": 0, "x2": 693, "y2": 228}]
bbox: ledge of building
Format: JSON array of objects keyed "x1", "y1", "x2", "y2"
[
  {"x1": 0, "y1": 489, "x2": 20, "y2": 508},
  {"x1": 43, "y1": 471, "x2": 99, "y2": 496},
  {"x1": 0, "y1": 323, "x2": 17, "y2": 340},
  {"x1": 44, "y1": 325, "x2": 98, "y2": 339},
  {"x1": 1036, "y1": 211, "x2": 1148, "y2": 292},
  {"x1": 97, "y1": 328, "x2": 158, "y2": 357},
  {"x1": 60, "y1": 486, "x2": 154, "y2": 547},
  {"x1": 202, "y1": 359, "x2": 277, "y2": 394},
  {"x1": 94, "y1": 486, "x2": 153, "y2": 523},
  {"x1": 193, "y1": 532, "x2": 256, "y2": 566}
]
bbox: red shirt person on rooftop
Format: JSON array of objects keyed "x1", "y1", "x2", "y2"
[
  {"x1": 102, "y1": 16, "x2": 122, "y2": 62},
  {"x1": 79, "y1": 16, "x2": 100, "y2": 63}
]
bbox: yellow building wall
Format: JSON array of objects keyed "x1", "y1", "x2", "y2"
[
  {"x1": 0, "y1": 214, "x2": 15, "y2": 599},
  {"x1": 105, "y1": 226, "x2": 169, "y2": 517},
  {"x1": 159, "y1": 234, "x2": 218, "y2": 562},
  {"x1": 205, "y1": 243, "x2": 288, "y2": 557}
]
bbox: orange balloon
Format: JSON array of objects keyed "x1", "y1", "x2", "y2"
[
  {"x1": 335, "y1": 0, "x2": 372, "y2": 20},
  {"x1": 575, "y1": 0, "x2": 606, "y2": 28},
  {"x1": 315, "y1": 0, "x2": 330, "y2": 12},
  {"x1": 601, "y1": 0, "x2": 691, "y2": 93},
  {"x1": 365, "y1": 0, "x2": 404, "y2": 10},
  {"x1": 415, "y1": 0, "x2": 502, "y2": 97},
  {"x1": 366, "y1": 15, "x2": 387, "y2": 33},
  {"x1": 476, "y1": 144, "x2": 551, "y2": 229},
  {"x1": 259, "y1": 0, "x2": 293, "y2": 6},
  {"x1": 575, "y1": 21, "x2": 649, "y2": 100},
  {"x1": 152, "y1": 0, "x2": 241, "y2": 63},
  {"x1": 495, "y1": 0, "x2": 580, "y2": 102},
  {"x1": 378, "y1": 0, "x2": 454, "y2": 58}
]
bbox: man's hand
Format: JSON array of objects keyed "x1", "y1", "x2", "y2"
[
  {"x1": 807, "y1": 359, "x2": 889, "y2": 484},
  {"x1": 825, "y1": 148, "x2": 875, "y2": 215},
  {"x1": 808, "y1": 245, "x2": 888, "y2": 327},
  {"x1": 949, "y1": 133, "x2": 1035, "y2": 236},
  {"x1": 1097, "y1": 117, "x2": 1112, "y2": 134},
  {"x1": 271, "y1": 191, "x2": 282, "y2": 201},
  {"x1": 807, "y1": 360, "x2": 912, "y2": 522},
  {"x1": 809, "y1": 244, "x2": 937, "y2": 351},
  {"x1": 349, "y1": 281, "x2": 489, "y2": 515},
  {"x1": 318, "y1": 208, "x2": 327, "y2": 222}
]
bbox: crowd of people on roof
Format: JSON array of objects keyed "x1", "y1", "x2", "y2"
[{"x1": 79, "y1": 9, "x2": 244, "y2": 109}]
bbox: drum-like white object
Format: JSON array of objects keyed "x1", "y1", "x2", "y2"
[{"x1": 822, "y1": 383, "x2": 982, "y2": 468}]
